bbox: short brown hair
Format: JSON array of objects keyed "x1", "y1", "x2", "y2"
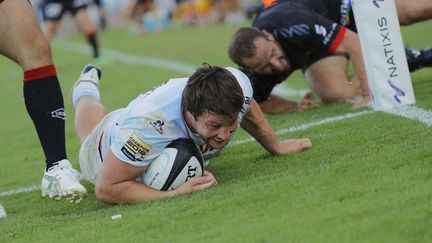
[
  {"x1": 183, "y1": 64, "x2": 244, "y2": 119},
  {"x1": 228, "y1": 27, "x2": 265, "y2": 66}
]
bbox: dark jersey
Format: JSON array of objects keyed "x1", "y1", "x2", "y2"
[
  {"x1": 248, "y1": 1, "x2": 347, "y2": 102},
  {"x1": 277, "y1": 0, "x2": 356, "y2": 31}
]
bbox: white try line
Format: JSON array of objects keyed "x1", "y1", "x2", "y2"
[{"x1": 231, "y1": 110, "x2": 375, "y2": 146}]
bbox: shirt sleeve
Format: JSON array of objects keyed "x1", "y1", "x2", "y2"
[{"x1": 110, "y1": 116, "x2": 171, "y2": 167}]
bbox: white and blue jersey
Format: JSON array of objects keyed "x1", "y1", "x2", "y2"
[{"x1": 79, "y1": 67, "x2": 253, "y2": 184}]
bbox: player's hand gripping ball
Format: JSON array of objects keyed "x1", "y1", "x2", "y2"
[{"x1": 143, "y1": 138, "x2": 204, "y2": 191}]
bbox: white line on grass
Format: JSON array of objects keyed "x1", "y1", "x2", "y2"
[
  {"x1": 384, "y1": 105, "x2": 432, "y2": 126},
  {"x1": 52, "y1": 40, "x2": 196, "y2": 73},
  {"x1": 0, "y1": 184, "x2": 39, "y2": 198},
  {"x1": 231, "y1": 110, "x2": 375, "y2": 146}
]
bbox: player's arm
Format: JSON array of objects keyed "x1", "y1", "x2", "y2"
[
  {"x1": 241, "y1": 68, "x2": 316, "y2": 114},
  {"x1": 259, "y1": 93, "x2": 318, "y2": 114},
  {"x1": 240, "y1": 99, "x2": 312, "y2": 155},
  {"x1": 95, "y1": 149, "x2": 216, "y2": 204},
  {"x1": 332, "y1": 28, "x2": 371, "y2": 109}
]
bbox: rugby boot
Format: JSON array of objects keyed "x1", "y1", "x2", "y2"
[
  {"x1": 75, "y1": 64, "x2": 102, "y2": 87},
  {"x1": 406, "y1": 46, "x2": 432, "y2": 72},
  {"x1": 41, "y1": 159, "x2": 87, "y2": 203}
]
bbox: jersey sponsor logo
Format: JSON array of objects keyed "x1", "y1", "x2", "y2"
[
  {"x1": 322, "y1": 24, "x2": 337, "y2": 45},
  {"x1": 51, "y1": 108, "x2": 66, "y2": 120},
  {"x1": 121, "y1": 133, "x2": 152, "y2": 161},
  {"x1": 314, "y1": 24, "x2": 327, "y2": 37},
  {"x1": 149, "y1": 119, "x2": 165, "y2": 134},
  {"x1": 275, "y1": 24, "x2": 310, "y2": 38}
]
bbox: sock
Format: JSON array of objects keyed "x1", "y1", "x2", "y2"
[
  {"x1": 23, "y1": 64, "x2": 67, "y2": 170},
  {"x1": 72, "y1": 81, "x2": 100, "y2": 108},
  {"x1": 85, "y1": 31, "x2": 100, "y2": 58}
]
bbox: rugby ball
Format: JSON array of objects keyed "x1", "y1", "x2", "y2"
[{"x1": 142, "y1": 138, "x2": 204, "y2": 191}]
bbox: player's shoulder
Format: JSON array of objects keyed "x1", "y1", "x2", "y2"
[{"x1": 224, "y1": 67, "x2": 252, "y2": 86}]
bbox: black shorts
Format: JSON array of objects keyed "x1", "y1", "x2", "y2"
[
  {"x1": 93, "y1": 0, "x2": 101, "y2": 7},
  {"x1": 42, "y1": 0, "x2": 89, "y2": 21}
]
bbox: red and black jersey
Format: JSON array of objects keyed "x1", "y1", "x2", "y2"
[
  {"x1": 253, "y1": 2, "x2": 346, "y2": 70},
  {"x1": 246, "y1": 0, "x2": 353, "y2": 102}
]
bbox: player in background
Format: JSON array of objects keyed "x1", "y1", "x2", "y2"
[
  {"x1": 41, "y1": 0, "x2": 104, "y2": 64},
  {"x1": 0, "y1": 0, "x2": 86, "y2": 202},
  {"x1": 71, "y1": 63, "x2": 312, "y2": 204},
  {"x1": 92, "y1": 0, "x2": 108, "y2": 31},
  {"x1": 229, "y1": 0, "x2": 432, "y2": 113}
]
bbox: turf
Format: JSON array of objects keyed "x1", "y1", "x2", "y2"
[{"x1": 0, "y1": 19, "x2": 431, "y2": 242}]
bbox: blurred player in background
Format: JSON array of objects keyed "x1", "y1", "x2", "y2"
[
  {"x1": 92, "y1": 0, "x2": 108, "y2": 31},
  {"x1": 0, "y1": 0, "x2": 86, "y2": 202},
  {"x1": 71, "y1": 63, "x2": 312, "y2": 204},
  {"x1": 41, "y1": 0, "x2": 104, "y2": 63}
]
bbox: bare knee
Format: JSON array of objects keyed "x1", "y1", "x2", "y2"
[
  {"x1": 20, "y1": 33, "x2": 53, "y2": 70},
  {"x1": 316, "y1": 84, "x2": 360, "y2": 104},
  {"x1": 318, "y1": 89, "x2": 348, "y2": 104}
]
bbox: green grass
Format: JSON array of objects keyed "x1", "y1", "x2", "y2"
[{"x1": 0, "y1": 20, "x2": 432, "y2": 242}]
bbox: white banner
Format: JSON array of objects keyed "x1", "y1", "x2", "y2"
[{"x1": 352, "y1": 0, "x2": 415, "y2": 110}]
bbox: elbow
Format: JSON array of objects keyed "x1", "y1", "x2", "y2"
[{"x1": 95, "y1": 184, "x2": 118, "y2": 204}]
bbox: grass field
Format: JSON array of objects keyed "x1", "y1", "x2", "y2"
[{"x1": 0, "y1": 19, "x2": 431, "y2": 242}]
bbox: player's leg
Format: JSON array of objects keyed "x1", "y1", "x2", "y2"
[
  {"x1": 72, "y1": 64, "x2": 107, "y2": 144},
  {"x1": 395, "y1": 0, "x2": 432, "y2": 25},
  {"x1": 74, "y1": 5, "x2": 100, "y2": 59},
  {"x1": 0, "y1": 0, "x2": 86, "y2": 202},
  {"x1": 304, "y1": 55, "x2": 362, "y2": 103},
  {"x1": 41, "y1": 0, "x2": 64, "y2": 40},
  {"x1": 43, "y1": 20, "x2": 62, "y2": 41},
  {"x1": 93, "y1": 0, "x2": 107, "y2": 31}
]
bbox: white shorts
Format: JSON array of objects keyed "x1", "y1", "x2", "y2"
[{"x1": 79, "y1": 110, "x2": 120, "y2": 185}]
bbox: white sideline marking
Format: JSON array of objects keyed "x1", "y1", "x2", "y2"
[
  {"x1": 384, "y1": 106, "x2": 432, "y2": 126},
  {"x1": 52, "y1": 40, "x2": 196, "y2": 74},
  {"x1": 0, "y1": 184, "x2": 39, "y2": 198},
  {"x1": 231, "y1": 110, "x2": 374, "y2": 146}
]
